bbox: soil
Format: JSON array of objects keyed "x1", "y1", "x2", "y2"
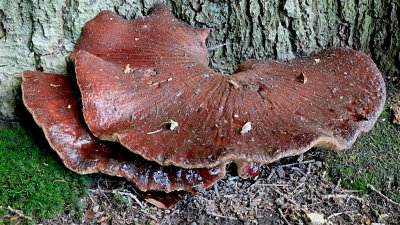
[{"x1": 35, "y1": 150, "x2": 399, "y2": 225}]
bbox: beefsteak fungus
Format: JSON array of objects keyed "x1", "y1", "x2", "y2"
[
  {"x1": 22, "y1": 3, "x2": 386, "y2": 208},
  {"x1": 73, "y1": 4, "x2": 386, "y2": 169}
]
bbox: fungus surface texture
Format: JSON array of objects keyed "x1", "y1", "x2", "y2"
[
  {"x1": 73, "y1": 5, "x2": 386, "y2": 169},
  {"x1": 22, "y1": 71, "x2": 225, "y2": 194}
]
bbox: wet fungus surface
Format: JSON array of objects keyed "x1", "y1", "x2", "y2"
[
  {"x1": 21, "y1": 3, "x2": 386, "y2": 208},
  {"x1": 73, "y1": 4, "x2": 386, "y2": 169},
  {"x1": 22, "y1": 71, "x2": 225, "y2": 207}
]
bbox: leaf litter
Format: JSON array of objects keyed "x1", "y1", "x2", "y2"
[{"x1": 38, "y1": 150, "x2": 399, "y2": 225}]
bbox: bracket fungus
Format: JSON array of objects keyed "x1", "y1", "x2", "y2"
[
  {"x1": 21, "y1": 3, "x2": 386, "y2": 208},
  {"x1": 72, "y1": 4, "x2": 385, "y2": 169}
]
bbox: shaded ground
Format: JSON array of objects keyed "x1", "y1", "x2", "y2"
[
  {"x1": 34, "y1": 150, "x2": 399, "y2": 225},
  {"x1": 324, "y1": 104, "x2": 400, "y2": 202}
]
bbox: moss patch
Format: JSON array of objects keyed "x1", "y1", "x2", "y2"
[
  {"x1": 323, "y1": 105, "x2": 400, "y2": 201},
  {"x1": 0, "y1": 126, "x2": 90, "y2": 224}
]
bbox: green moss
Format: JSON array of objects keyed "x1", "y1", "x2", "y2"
[
  {"x1": 0, "y1": 126, "x2": 90, "y2": 224},
  {"x1": 323, "y1": 105, "x2": 400, "y2": 201}
]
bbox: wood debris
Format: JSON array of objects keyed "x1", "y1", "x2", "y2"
[
  {"x1": 124, "y1": 64, "x2": 132, "y2": 74},
  {"x1": 241, "y1": 122, "x2": 252, "y2": 134},
  {"x1": 298, "y1": 72, "x2": 308, "y2": 84},
  {"x1": 228, "y1": 79, "x2": 241, "y2": 89},
  {"x1": 169, "y1": 119, "x2": 179, "y2": 130}
]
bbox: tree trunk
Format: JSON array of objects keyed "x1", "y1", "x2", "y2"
[{"x1": 0, "y1": 0, "x2": 399, "y2": 121}]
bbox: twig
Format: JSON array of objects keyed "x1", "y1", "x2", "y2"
[
  {"x1": 89, "y1": 188, "x2": 112, "y2": 193},
  {"x1": 6, "y1": 206, "x2": 33, "y2": 220},
  {"x1": 113, "y1": 190, "x2": 145, "y2": 209},
  {"x1": 87, "y1": 192, "x2": 97, "y2": 205},
  {"x1": 214, "y1": 183, "x2": 220, "y2": 198},
  {"x1": 138, "y1": 209, "x2": 159, "y2": 221},
  {"x1": 290, "y1": 167, "x2": 306, "y2": 175},
  {"x1": 367, "y1": 184, "x2": 400, "y2": 208},
  {"x1": 208, "y1": 212, "x2": 237, "y2": 220},
  {"x1": 100, "y1": 190, "x2": 111, "y2": 205},
  {"x1": 266, "y1": 168, "x2": 276, "y2": 182},
  {"x1": 339, "y1": 190, "x2": 362, "y2": 193},
  {"x1": 323, "y1": 194, "x2": 363, "y2": 202},
  {"x1": 256, "y1": 183, "x2": 289, "y2": 187},
  {"x1": 281, "y1": 160, "x2": 315, "y2": 168},
  {"x1": 327, "y1": 210, "x2": 356, "y2": 220},
  {"x1": 277, "y1": 208, "x2": 291, "y2": 225},
  {"x1": 274, "y1": 189, "x2": 299, "y2": 207},
  {"x1": 305, "y1": 163, "x2": 312, "y2": 176}
]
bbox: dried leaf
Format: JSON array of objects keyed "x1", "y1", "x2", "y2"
[
  {"x1": 85, "y1": 211, "x2": 95, "y2": 219},
  {"x1": 97, "y1": 216, "x2": 111, "y2": 223}
]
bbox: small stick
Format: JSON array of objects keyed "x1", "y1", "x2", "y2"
[
  {"x1": 208, "y1": 212, "x2": 237, "y2": 220},
  {"x1": 367, "y1": 184, "x2": 400, "y2": 208},
  {"x1": 87, "y1": 192, "x2": 97, "y2": 205},
  {"x1": 281, "y1": 160, "x2": 315, "y2": 168},
  {"x1": 228, "y1": 79, "x2": 241, "y2": 89},
  {"x1": 138, "y1": 209, "x2": 159, "y2": 221},
  {"x1": 6, "y1": 206, "x2": 33, "y2": 220},
  {"x1": 323, "y1": 194, "x2": 363, "y2": 202},
  {"x1": 114, "y1": 190, "x2": 145, "y2": 209},
  {"x1": 214, "y1": 183, "x2": 220, "y2": 198},
  {"x1": 266, "y1": 168, "x2": 275, "y2": 182},
  {"x1": 274, "y1": 189, "x2": 299, "y2": 206},
  {"x1": 277, "y1": 208, "x2": 291, "y2": 225},
  {"x1": 327, "y1": 210, "x2": 355, "y2": 220},
  {"x1": 147, "y1": 129, "x2": 163, "y2": 135},
  {"x1": 257, "y1": 184, "x2": 289, "y2": 187}
]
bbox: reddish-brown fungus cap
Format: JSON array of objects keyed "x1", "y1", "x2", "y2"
[
  {"x1": 21, "y1": 71, "x2": 225, "y2": 193},
  {"x1": 73, "y1": 5, "x2": 385, "y2": 169},
  {"x1": 70, "y1": 4, "x2": 209, "y2": 68},
  {"x1": 75, "y1": 48, "x2": 385, "y2": 169}
]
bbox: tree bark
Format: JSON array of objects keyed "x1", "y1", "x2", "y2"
[{"x1": 0, "y1": 0, "x2": 399, "y2": 121}]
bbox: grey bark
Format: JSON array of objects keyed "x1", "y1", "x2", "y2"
[{"x1": 0, "y1": 0, "x2": 399, "y2": 121}]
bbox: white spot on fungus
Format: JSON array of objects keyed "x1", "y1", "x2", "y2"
[
  {"x1": 169, "y1": 120, "x2": 179, "y2": 130},
  {"x1": 241, "y1": 122, "x2": 252, "y2": 134},
  {"x1": 124, "y1": 64, "x2": 132, "y2": 74}
]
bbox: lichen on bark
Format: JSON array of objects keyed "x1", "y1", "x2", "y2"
[{"x1": 0, "y1": 0, "x2": 399, "y2": 121}]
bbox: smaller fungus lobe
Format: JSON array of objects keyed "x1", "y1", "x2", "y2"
[{"x1": 22, "y1": 71, "x2": 226, "y2": 194}]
